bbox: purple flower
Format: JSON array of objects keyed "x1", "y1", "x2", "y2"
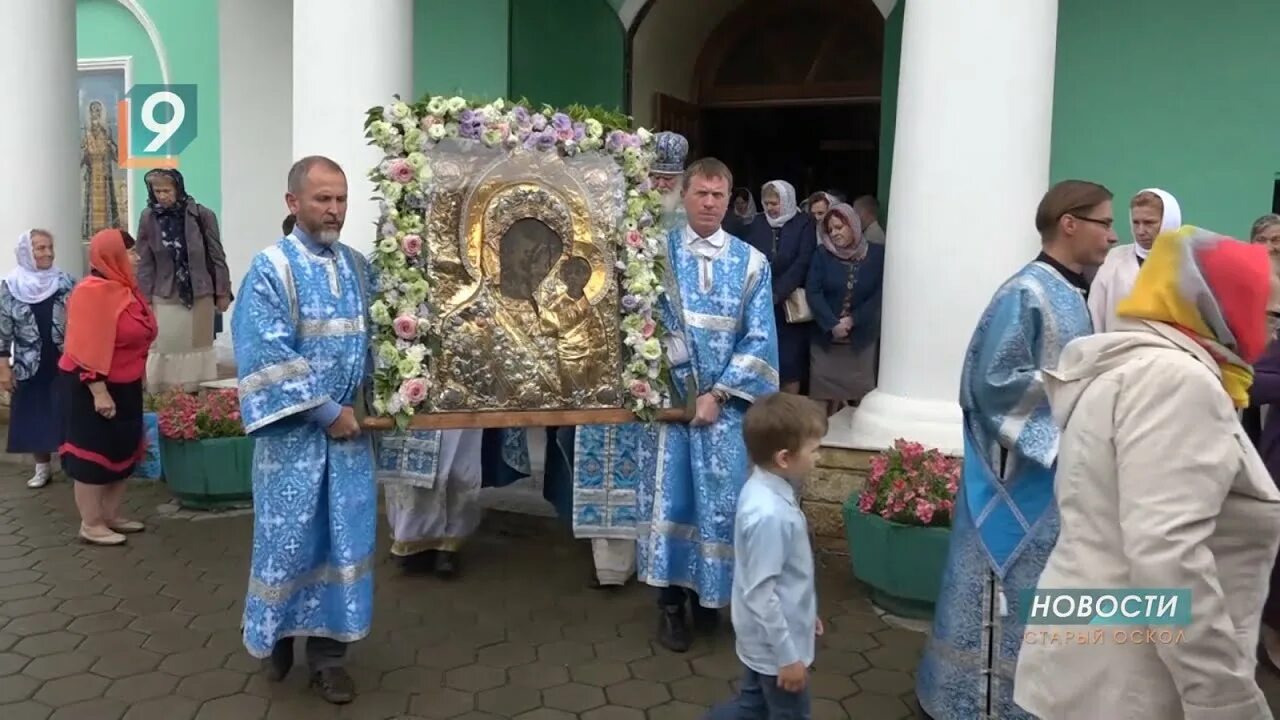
[
  {"x1": 381, "y1": 221, "x2": 396, "y2": 237},
  {"x1": 534, "y1": 129, "x2": 558, "y2": 151},
  {"x1": 606, "y1": 130, "x2": 626, "y2": 152},
  {"x1": 531, "y1": 113, "x2": 548, "y2": 131},
  {"x1": 459, "y1": 109, "x2": 475, "y2": 124},
  {"x1": 572, "y1": 122, "x2": 586, "y2": 142},
  {"x1": 623, "y1": 133, "x2": 641, "y2": 148},
  {"x1": 551, "y1": 113, "x2": 572, "y2": 131},
  {"x1": 513, "y1": 106, "x2": 530, "y2": 124},
  {"x1": 406, "y1": 192, "x2": 429, "y2": 210},
  {"x1": 621, "y1": 294, "x2": 640, "y2": 311},
  {"x1": 459, "y1": 121, "x2": 482, "y2": 140}
]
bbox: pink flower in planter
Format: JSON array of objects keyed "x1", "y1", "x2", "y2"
[{"x1": 856, "y1": 437, "x2": 960, "y2": 528}]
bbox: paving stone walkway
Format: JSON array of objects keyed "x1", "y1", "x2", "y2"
[{"x1": 0, "y1": 466, "x2": 1278, "y2": 719}]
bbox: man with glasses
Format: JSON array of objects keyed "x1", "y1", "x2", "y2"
[
  {"x1": 916, "y1": 180, "x2": 1112, "y2": 720},
  {"x1": 1087, "y1": 188, "x2": 1182, "y2": 331}
]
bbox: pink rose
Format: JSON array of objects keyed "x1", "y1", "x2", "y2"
[
  {"x1": 420, "y1": 116, "x2": 439, "y2": 130},
  {"x1": 401, "y1": 234, "x2": 423, "y2": 257},
  {"x1": 641, "y1": 319, "x2": 656, "y2": 338},
  {"x1": 399, "y1": 378, "x2": 428, "y2": 406},
  {"x1": 388, "y1": 159, "x2": 415, "y2": 184},
  {"x1": 557, "y1": 127, "x2": 575, "y2": 142},
  {"x1": 626, "y1": 230, "x2": 645, "y2": 249},
  {"x1": 629, "y1": 380, "x2": 651, "y2": 399},
  {"x1": 393, "y1": 314, "x2": 418, "y2": 340}
]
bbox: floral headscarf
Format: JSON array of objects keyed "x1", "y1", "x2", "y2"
[
  {"x1": 145, "y1": 168, "x2": 194, "y2": 308},
  {"x1": 1117, "y1": 225, "x2": 1271, "y2": 408},
  {"x1": 762, "y1": 180, "x2": 799, "y2": 229}
]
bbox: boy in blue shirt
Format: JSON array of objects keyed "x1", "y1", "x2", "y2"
[{"x1": 708, "y1": 392, "x2": 827, "y2": 719}]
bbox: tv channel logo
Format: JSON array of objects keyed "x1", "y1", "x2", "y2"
[
  {"x1": 115, "y1": 84, "x2": 198, "y2": 169},
  {"x1": 1019, "y1": 588, "x2": 1192, "y2": 627}
]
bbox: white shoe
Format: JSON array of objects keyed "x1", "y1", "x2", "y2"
[{"x1": 26, "y1": 464, "x2": 50, "y2": 489}]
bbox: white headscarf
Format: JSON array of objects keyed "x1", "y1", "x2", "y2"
[
  {"x1": 4, "y1": 232, "x2": 62, "y2": 305},
  {"x1": 1132, "y1": 187, "x2": 1182, "y2": 260},
  {"x1": 762, "y1": 180, "x2": 799, "y2": 229}
]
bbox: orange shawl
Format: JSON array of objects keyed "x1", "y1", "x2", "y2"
[{"x1": 64, "y1": 229, "x2": 144, "y2": 376}]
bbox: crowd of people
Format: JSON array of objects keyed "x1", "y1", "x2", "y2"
[{"x1": 8, "y1": 124, "x2": 1280, "y2": 717}]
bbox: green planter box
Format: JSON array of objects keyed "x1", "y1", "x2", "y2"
[
  {"x1": 159, "y1": 436, "x2": 254, "y2": 510},
  {"x1": 842, "y1": 497, "x2": 950, "y2": 619}
]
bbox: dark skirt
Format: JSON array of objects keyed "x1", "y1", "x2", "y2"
[
  {"x1": 58, "y1": 371, "x2": 145, "y2": 485},
  {"x1": 810, "y1": 339, "x2": 878, "y2": 403},
  {"x1": 775, "y1": 308, "x2": 811, "y2": 385},
  {"x1": 8, "y1": 373, "x2": 63, "y2": 454}
]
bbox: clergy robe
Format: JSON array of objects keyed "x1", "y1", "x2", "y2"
[
  {"x1": 232, "y1": 233, "x2": 376, "y2": 659},
  {"x1": 635, "y1": 225, "x2": 780, "y2": 608},
  {"x1": 916, "y1": 259, "x2": 1092, "y2": 720},
  {"x1": 1087, "y1": 244, "x2": 1141, "y2": 332},
  {"x1": 378, "y1": 429, "x2": 484, "y2": 555}
]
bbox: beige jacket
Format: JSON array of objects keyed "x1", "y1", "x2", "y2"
[{"x1": 1014, "y1": 319, "x2": 1280, "y2": 720}]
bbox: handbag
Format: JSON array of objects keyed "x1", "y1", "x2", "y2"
[{"x1": 783, "y1": 288, "x2": 812, "y2": 324}]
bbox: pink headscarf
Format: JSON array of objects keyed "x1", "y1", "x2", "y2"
[{"x1": 818, "y1": 203, "x2": 866, "y2": 261}]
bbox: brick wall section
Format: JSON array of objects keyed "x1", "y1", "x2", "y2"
[{"x1": 804, "y1": 447, "x2": 874, "y2": 555}]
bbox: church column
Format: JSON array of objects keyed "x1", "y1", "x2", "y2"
[
  {"x1": 0, "y1": 0, "x2": 82, "y2": 276},
  {"x1": 292, "y1": 0, "x2": 414, "y2": 256},
  {"x1": 832, "y1": 0, "x2": 1060, "y2": 455}
]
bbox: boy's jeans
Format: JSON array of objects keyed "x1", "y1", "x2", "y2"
[{"x1": 706, "y1": 667, "x2": 811, "y2": 719}]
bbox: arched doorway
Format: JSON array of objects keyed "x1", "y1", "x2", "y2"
[{"x1": 629, "y1": 0, "x2": 885, "y2": 201}]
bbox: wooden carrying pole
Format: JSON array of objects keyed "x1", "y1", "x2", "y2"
[{"x1": 360, "y1": 377, "x2": 698, "y2": 431}]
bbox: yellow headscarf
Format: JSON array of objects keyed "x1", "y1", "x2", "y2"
[{"x1": 1116, "y1": 226, "x2": 1272, "y2": 408}]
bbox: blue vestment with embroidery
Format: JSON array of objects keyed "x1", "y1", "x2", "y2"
[
  {"x1": 917, "y1": 260, "x2": 1092, "y2": 720},
  {"x1": 232, "y1": 235, "x2": 376, "y2": 658},
  {"x1": 635, "y1": 227, "x2": 779, "y2": 607}
]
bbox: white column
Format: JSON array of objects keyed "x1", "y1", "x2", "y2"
[
  {"x1": 830, "y1": 0, "x2": 1060, "y2": 455},
  {"x1": 292, "y1": 0, "x2": 414, "y2": 257},
  {"x1": 219, "y1": 0, "x2": 294, "y2": 362},
  {"x1": 0, "y1": 0, "x2": 82, "y2": 277}
]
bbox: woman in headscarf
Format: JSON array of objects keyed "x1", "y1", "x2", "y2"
[
  {"x1": 744, "y1": 180, "x2": 815, "y2": 394},
  {"x1": 805, "y1": 203, "x2": 884, "y2": 415},
  {"x1": 723, "y1": 187, "x2": 757, "y2": 238},
  {"x1": 135, "y1": 168, "x2": 232, "y2": 394},
  {"x1": 1244, "y1": 214, "x2": 1280, "y2": 669},
  {"x1": 806, "y1": 191, "x2": 837, "y2": 224},
  {"x1": 1086, "y1": 187, "x2": 1181, "y2": 331},
  {"x1": 1015, "y1": 227, "x2": 1280, "y2": 719},
  {"x1": 59, "y1": 229, "x2": 158, "y2": 545},
  {"x1": 0, "y1": 231, "x2": 75, "y2": 488}
]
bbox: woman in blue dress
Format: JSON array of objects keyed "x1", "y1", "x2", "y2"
[
  {"x1": 744, "y1": 180, "x2": 815, "y2": 393},
  {"x1": 805, "y1": 203, "x2": 884, "y2": 416},
  {"x1": 0, "y1": 230, "x2": 75, "y2": 488}
]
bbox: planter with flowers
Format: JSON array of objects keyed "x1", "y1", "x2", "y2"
[
  {"x1": 155, "y1": 389, "x2": 253, "y2": 510},
  {"x1": 842, "y1": 439, "x2": 960, "y2": 619}
]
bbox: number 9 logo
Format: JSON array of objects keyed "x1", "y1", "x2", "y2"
[
  {"x1": 139, "y1": 91, "x2": 186, "y2": 153},
  {"x1": 119, "y1": 84, "x2": 198, "y2": 168}
]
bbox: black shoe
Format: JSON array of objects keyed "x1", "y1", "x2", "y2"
[
  {"x1": 657, "y1": 606, "x2": 691, "y2": 653},
  {"x1": 400, "y1": 550, "x2": 437, "y2": 576},
  {"x1": 267, "y1": 638, "x2": 294, "y2": 681},
  {"x1": 691, "y1": 604, "x2": 721, "y2": 634},
  {"x1": 435, "y1": 551, "x2": 460, "y2": 579},
  {"x1": 310, "y1": 667, "x2": 355, "y2": 704}
]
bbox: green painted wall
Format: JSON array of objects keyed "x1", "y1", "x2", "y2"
[
  {"x1": 877, "y1": 0, "x2": 904, "y2": 222},
  {"x1": 509, "y1": 0, "x2": 626, "y2": 111},
  {"x1": 414, "y1": 0, "x2": 510, "y2": 100},
  {"x1": 76, "y1": 0, "x2": 222, "y2": 217},
  {"x1": 1051, "y1": 0, "x2": 1280, "y2": 241}
]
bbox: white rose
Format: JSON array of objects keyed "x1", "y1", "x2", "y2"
[
  {"x1": 427, "y1": 124, "x2": 446, "y2": 141},
  {"x1": 636, "y1": 127, "x2": 653, "y2": 144},
  {"x1": 446, "y1": 96, "x2": 466, "y2": 112}
]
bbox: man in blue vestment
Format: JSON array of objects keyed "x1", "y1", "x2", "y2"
[
  {"x1": 640, "y1": 157, "x2": 779, "y2": 652},
  {"x1": 232, "y1": 155, "x2": 374, "y2": 705},
  {"x1": 916, "y1": 180, "x2": 1116, "y2": 719},
  {"x1": 569, "y1": 131, "x2": 692, "y2": 591}
]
